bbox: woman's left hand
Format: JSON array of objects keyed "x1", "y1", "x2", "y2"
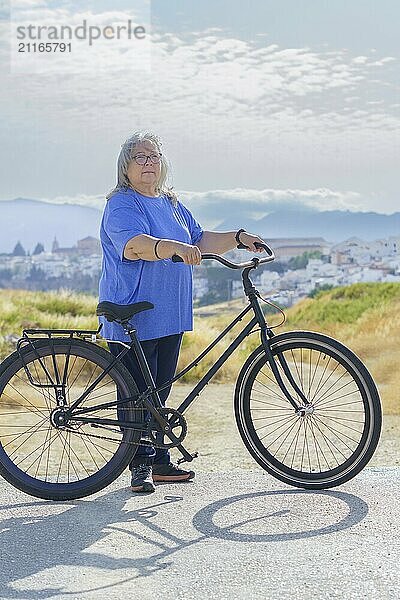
[{"x1": 238, "y1": 232, "x2": 267, "y2": 253}]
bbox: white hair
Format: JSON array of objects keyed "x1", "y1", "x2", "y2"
[{"x1": 106, "y1": 130, "x2": 177, "y2": 206}]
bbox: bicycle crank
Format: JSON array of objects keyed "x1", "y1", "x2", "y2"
[{"x1": 148, "y1": 408, "x2": 187, "y2": 448}]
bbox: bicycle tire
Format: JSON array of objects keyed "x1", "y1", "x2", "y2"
[
  {"x1": 0, "y1": 338, "x2": 142, "y2": 501},
  {"x1": 234, "y1": 331, "x2": 382, "y2": 489}
]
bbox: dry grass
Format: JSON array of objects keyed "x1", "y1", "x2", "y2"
[
  {"x1": 1, "y1": 284, "x2": 399, "y2": 414},
  {"x1": 283, "y1": 287, "x2": 400, "y2": 414}
]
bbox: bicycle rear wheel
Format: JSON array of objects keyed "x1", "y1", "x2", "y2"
[
  {"x1": 0, "y1": 338, "x2": 142, "y2": 500},
  {"x1": 234, "y1": 331, "x2": 382, "y2": 489}
]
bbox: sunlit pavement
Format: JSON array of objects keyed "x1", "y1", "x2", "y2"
[{"x1": 0, "y1": 468, "x2": 399, "y2": 599}]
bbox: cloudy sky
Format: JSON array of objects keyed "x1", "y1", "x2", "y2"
[{"x1": 0, "y1": 0, "x2": 399, "y2": 227}]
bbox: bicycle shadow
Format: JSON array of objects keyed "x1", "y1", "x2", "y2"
[{"x1": 0, "y1": 483, "x2": 369, "y2": 599}]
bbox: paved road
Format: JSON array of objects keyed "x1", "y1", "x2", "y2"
[{"x1": 0, "y1": 468, "x2": 399, "y2": 599}]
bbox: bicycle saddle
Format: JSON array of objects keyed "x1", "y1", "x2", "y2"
[{"x1": 96, "y1": 301, "x2": 154, "y2": 322}]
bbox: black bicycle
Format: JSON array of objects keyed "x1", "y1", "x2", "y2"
[{"x1": 0, "y1": 243, "x2": 382, "y2": 500}]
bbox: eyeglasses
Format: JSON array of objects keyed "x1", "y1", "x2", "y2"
[{"x1": 132, "y1": 152, "x2": 162, "y2": 166}]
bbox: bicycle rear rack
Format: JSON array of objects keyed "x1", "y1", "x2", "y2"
[{"x1": 16, "y1": 325, "x2": 102, "y2": 389}]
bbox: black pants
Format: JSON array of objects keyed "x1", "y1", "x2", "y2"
[{"x1": 108, "y1": 332, "x2": 183, "y2": 468}]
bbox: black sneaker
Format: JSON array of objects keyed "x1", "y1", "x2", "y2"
[
  {"x1": 152, "y1": 462, "x2": 195, "y2": 483},
  {"x1": 130, "y1": 464, "x2": 155, "y2": 493}
]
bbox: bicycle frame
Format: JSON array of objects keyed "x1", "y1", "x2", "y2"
[{"x1": 67, "y1": 263, "x2": 310, "y2": 436}]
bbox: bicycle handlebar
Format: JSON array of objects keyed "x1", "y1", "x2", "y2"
[{"x1": 171, "y1": 241, "x2": 275, "y2": 269}]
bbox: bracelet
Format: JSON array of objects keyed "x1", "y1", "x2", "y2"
[
  {"x1": 235, "y1": 228, "x2": 246, "y2": 248},
  {"x1": 154, "y1": 239, "x2": 163, "y2": 259}
]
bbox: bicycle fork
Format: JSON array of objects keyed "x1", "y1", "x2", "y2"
[
  {"x1": 260, "y1": 327, "x2": 312, "y2": 415},
  {"x1": 243, "y1": 267, "x2": 311, "y2": 415}
]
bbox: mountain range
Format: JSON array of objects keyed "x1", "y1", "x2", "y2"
[
  {"x1": 0, "y1": 197, "x2": 398, "y2": 253},
  {"x1": 0, "y1": 198, "x2": 102, "y2": 254},
  {"x1": 215, "y1": 209, "x2": 400, "y2": 242}
]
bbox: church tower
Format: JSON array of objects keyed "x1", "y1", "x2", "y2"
[{"x1": 52, "y1": 236, "x2": 59, "y2": 253}]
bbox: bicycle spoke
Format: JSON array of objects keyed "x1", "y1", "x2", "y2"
[
  {"x1": 313, "y1": 374, "x2": 358, "y2": 406},
  {"x1": 1, "y1": 379, "x2": 49, "y2": 419},
  {"x1": 0, "y1": 427, "x2": 50, "y2": 438},
  {"x1": 315, "y1": 391, "x2": 362, "y2": 409},
  {"x1": 273, "y1": 417, "x2": 302, "y2": 457},
  {"x1": 3, "y1": 415, "x2": 49, "y2": 451},
  {"x1": 313, "y1": 414, "x2": 360, "y2": 444},
  {"x1": 313, "y1": 414, "x2": 360, "y2": 447},
  {"x1": 317, "y1": 413, "x2": 364, "y2": 425},
  {"x1": 34, "y1": 425, "x2": 51, "y2": 479},
  {"x1": 312, "y1": 361, "x2": 341, "y2": 402},
  {"x1": 308, "y1": 417, "x2": 344, "y2": 465},
  {"x1": 310, "y1": 355, "x2": 333, "y2": 402},
  {"x1": 316, "y1": 413, "x2": 364, "y2": 435},
  {"x1": 67, "y1": 439, "x2": 92, "y2": 478},
  {"x1": 67, "y1": 356, "x2": 90, "y2": 390},
  {"x1": 56, "y1": 430, "x2": 69, "y2": 483},
  {"x1": 18, "y1": 426, "x2": 59, "y2": 472},
  {"x1": 308, "y1": 417, "x2": 332, "y2": 471},
  {"x1": 289, "y1": 419, "x2": 303, "y2": 469},
  {"x1": 32, "y1": 358, "x2": 54, "y2": 411},
  {"x1": 0, "y1": 409, "x2": 48, "y2": 415},
  {"x1": 281, "y1": 418, "x2": 302, "y2": 465},
  {"x1": 260, "y1": 415, "x2": 299, "y2": 445},
  {"x1": 68, "y1": 428, "x2": 123, "y2": 453},
  {"x1": 307, "y1": 349, "x2": 313, "y2": 399},
  {"x1": 251, "y1": 413, "x2": 299, "y2": 428},
  {"x1": 299, "y1": 348, "x2": 305, "y2": 397},
  {"x1": 253, "y1": 374, "x2": 292, "y2": 404}
]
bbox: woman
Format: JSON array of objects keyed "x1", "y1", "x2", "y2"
[{"x1": 98, "y1": 130, "x2": 266, "y2": 493}]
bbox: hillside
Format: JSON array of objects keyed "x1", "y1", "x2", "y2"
[
  {"x1": 0, "y1": 283, "x2": 398, "y2": 413},
  {"x1": 283, "y1": 283, "x2": 400, "y2": 414}
]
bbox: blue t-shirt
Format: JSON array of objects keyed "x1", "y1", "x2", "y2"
[{"x1": 98, "y1": 187, "x2": 203, "y2": 342}]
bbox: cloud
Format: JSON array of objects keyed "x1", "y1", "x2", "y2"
[
  {"x1": 178, "y1": 188, "x2": 365, "y2": 226},
  {"x1": 19, "y1": 187, "x2": 366, "y2": 229},
  {"x1": 37, "y1": 193, "x2": 106, "y2": 210},
  {"x1": 1, "y1": 15, "x2": 398, "y2": 131},
  {"x1": 11, "y1": 0, "x2": 47, "y2": 7},
  {"x1": 0, "y1": 12, "x2": 399, "y2": 209},
  {"x1": 369, "y1": 56, "x2": 396, "y2": 66}
]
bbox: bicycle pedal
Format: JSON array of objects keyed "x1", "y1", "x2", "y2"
[{"x1": 177, "y1": 451, "x2": 198, "y2": 465}]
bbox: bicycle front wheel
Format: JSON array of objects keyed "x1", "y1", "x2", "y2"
[
  {"x1": 0, "y1": 338, "x2": 142, "y2": 500},
  {"x1": 234, "y1": 331, "x2": 382, "y2": 489}
]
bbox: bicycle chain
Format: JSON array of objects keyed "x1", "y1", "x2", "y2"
[
  {"x1": 67, "y1": 425, "x2": 173, "y2": 449},
  {"x1": 60, "y1": 402, "x2": 183, "y2": 450},
  {"x1": 66, "y1": 417, "x2": 181, "y2": 450}
]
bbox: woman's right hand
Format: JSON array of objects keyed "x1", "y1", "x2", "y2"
[{"x1": 171, "y1": 241, "x2": 202, "y2": 265}]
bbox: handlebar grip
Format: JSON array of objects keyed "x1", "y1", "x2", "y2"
[
  {"x1": 254, "y1": 241, "x2": 274, "y2": 256},
  {"x1": 171, "y1": 254, "x2": 184, "y2": 262},
  {"x1": 238, "y1": 241, "x2": 274, "y2": 256}
]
